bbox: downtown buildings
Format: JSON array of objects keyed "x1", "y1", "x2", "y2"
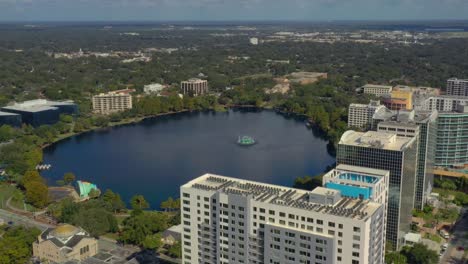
[
  {"x1": 181, "y1": 170, "x2": 388, "y2": 264},
  {"x1": 347, "y1": 101, "x2": 385, "y2": 130}
]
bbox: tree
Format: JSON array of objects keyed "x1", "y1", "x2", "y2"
[
  {"x1": 0, "y1": 226, "x2": 41, "y2": 264},
  {"x1": 0, "y1": 125, "x2": 16, "y2": 142},
  {"x1": 88, "y1": 188, "x2": 101, "y2": 199},
  {"x1": 59, "y1": 114, "x2": 73, "y2": 123},
  {"x1": 402, "y1": 243, "x2": 438, "y2": 264},
  {"x1": 293, "y1": 174, "x2": 324, "y2": 191},
  {"x1": 160, "y1": 197, "x2": 180, "y2": 211},
  {"x1": 24, "y1": 180, "x2": 49, "y2": 208},
  {"x1": 20, "y1": 170, "x2": 44, "y2": 189},
  {"x1": 142, "y1": 233, "x2": 163, "y2": 250},
  {"x1": 440, "y1": 180, "x2": 457, "y2": 190},
  {"x1": 72, "y1": 207, "x2": 118, "y2": 237},
  {"x1": 119, "y1": 212, "x2": 169, "y2": 246},
  {"x1": 167, "y1": 241, "x2": 182, "y2": 258},
  {"x1": 130, "y1": 195, "x2": 150, "y2": 210},
  {"x1": 102, "y1": 189, "x2": 126, "y2": 213},
  {"x1": 385, "y1": 251, "x2": 408, "y2": 264},
  {"x1": 63, "y1": 172, "x2": 76, "y2": 185}
]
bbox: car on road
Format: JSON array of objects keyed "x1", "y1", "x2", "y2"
[
  {"x1": 457, "y1": 246, "x2": 464, "y2": 251},
  {"x1": 442, "y1": 243, "x2": 449, "y2": 250},
  {"x1": 7, "y1": 221, "x2": 13, "y2": 225}
]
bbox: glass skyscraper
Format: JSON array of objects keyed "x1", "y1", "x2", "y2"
[
  {"x1": 435, "y1": 105, "x2": 468, "y2": 168},
  {"x1": 337, "y1": 131, "x2": 418, "y2": 250}
]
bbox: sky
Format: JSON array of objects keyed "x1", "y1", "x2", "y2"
[{"x1": 0, "y1": 0, "x2": 467, "y2": 22}]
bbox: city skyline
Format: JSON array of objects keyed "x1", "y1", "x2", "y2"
[{"x1": 1, "y1": 0, "x2": 468, "y2": 22}]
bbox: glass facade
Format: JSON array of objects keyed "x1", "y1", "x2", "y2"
[
  {"x1": 0, "y1": 112, "x2": 22, "y2": 127},
  {"x1": 435, "y1": 112, "x2": 468, "y2": 167},
  {"x1": 414, "y1": 114, "x2": 437, "y2": 209},
  {"x1": 337, "y1": 139, "x2": 418, "y2": 250}
]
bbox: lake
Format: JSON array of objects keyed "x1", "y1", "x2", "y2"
[{"x1": 42, "y1": 109, "x2": 335, "y2": 208}]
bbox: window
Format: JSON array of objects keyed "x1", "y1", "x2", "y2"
[
  {"x1": 353, "y1": 227, "x2": 361, "y2": 232},
  {"x1": 328, "y1": 222, "x2": 335, "y2": 227}
]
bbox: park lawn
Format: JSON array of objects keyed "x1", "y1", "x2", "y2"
[
  {"x1": 0, "y1": 184, "x2": 17, "y2": 209},
  {"x1": 425, "y1": 233, "x2": 442, "y2": 243},
  {"x1": 102, "y1": 232, "x2": 119, "y2": 241}
]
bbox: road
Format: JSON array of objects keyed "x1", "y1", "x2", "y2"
[
  {"x1": 0, "y1": 209, "x2": 54, "y2": 231},
  {"x1": 440, "y1": 208, "x2": 468, "y2": 264}
]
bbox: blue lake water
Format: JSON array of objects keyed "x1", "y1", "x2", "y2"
[{"x1": 42, "y1": 109, "x2": 335, "y2": 208}]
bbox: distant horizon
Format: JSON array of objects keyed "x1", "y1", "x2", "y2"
[{"x1": 1, "y1": 19, "x2": 468, "y2": 24}]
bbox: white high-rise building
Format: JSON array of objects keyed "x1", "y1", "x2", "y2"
[
  {"x1": 417, "y1": 95, "x2": 468, "y2": 112},
  {"x1": 348, "y1": 100, "x2": 385, "y2": 129},
  {"x1": 447, "y1": 78, "x2": 468, "y2": 97},
  {"x1": 180, "y1": 173, "x2": 387, "y2": 264}
]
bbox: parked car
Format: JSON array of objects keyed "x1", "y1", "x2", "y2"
[
  {"x1": 442, "y1": 243, "x2": 449, "y2": 250},
  {"x1": 457, "y1": 246, "x2": 465, "y2": 251}
]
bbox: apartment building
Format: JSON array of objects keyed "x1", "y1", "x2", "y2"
[
  {"x1": 92, "y1": 89, "x2": 133, "y2": 114},
  {"x1": 362, "y1": 84, "x2": 393, "y2": 97},
  {"x1": 348, "y1": 100, "x2": 385, "y2": 129},
  {"x1": 416, "y1": 95, "x2": 468, "y2": 112},
  {"x1": 337, "y1": 131, "x2": 418, "y2": 250},
  {"x1": 447, "y1": 78, "x2": 468, "y2": 97},
  {"x1": 181, "y1": 78, "x2": 209, "y2": 96},
  {"x1": 180, "y1": 173, "x2": 387, "y2": 264}
]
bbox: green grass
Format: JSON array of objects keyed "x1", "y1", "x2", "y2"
[
  {"x1": 102, "y1": 232, "x2": 119, "y2": 241},
  {"x1": 425, "y1": 233, "x2": 442, "y2": 243},
  {"x1": 0, "y1": 184, "x2": 17, "y2": 209}
]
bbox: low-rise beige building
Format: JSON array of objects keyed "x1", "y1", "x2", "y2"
[
  {"x1": 92, "y1": 89, "x2": 133, "y2": 114},
  {"x1": 33, "y1": 224, "x2": 98, "y2": 263}
]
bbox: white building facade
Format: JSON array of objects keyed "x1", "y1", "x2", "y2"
[
  {"x1": 180, "y1": 174, "x2": 387, "y2": 264},
  {"x1": 447, "y1": 78, "x2": 468, "y2": 97},
  {"x1": 348, "y1": 100, "x2": 385, "y2": 129}
]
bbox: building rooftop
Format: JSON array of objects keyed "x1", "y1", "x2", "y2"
[
  {"x1": 326, "y1": 164, "x2": 389, "y2": 181},
  {"x1": 183, "y1": 173, "x2": 383, "y2": 221},
  {"x1": 0, "y1": 111, "x2": 20, "y2": 116},
  {"x1": 362, "y1": 84, "x2": 392, "y2": 89},
  {"x1": 2, "y1": 99, "x2": 75, "y2": 113},
  {"x1": 183, "y1": 78, "x2": 206, "y2": 83},
  {"x1": 339, "y1": 130, "x2": 415, "y2": 151},
  {"x1": 40, "y1": 224, "x2": 90, "y2": 248}
]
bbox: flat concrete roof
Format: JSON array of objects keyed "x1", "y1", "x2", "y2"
[
  {"x1": 339, "y1": 130, "x2": 415, "y2": 151},
  {"x1": 0, "y1": 111, "x2": 20, "y2": 116},
  {"x1": 183, "y1": 173, "x2": 383, "y2": 221},
  {"x1": 2, "y1": 99, "x2": 75, "y2": 113}
]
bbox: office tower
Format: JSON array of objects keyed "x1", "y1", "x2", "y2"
[
  {"x1": 337, "y1": 131, "x2": 418, "y2": 250},
  {"x1": 348, "y1": 100, "x2": 385, "y2": 129},
  {"x1": 181, "y1": 173, "x2": 387, "y2": 264},
  {"x1": 180, "y1": 78, "x2": 209, "y2": 96},
  {"x1": 447, "y1": 78, "x2": 468, "y2": 96},
  {"x1": 376, "y1": 110, "x2": 438, "y2": 210},
  {"x1": 362, "y1": 84, "x2": 393, "y2": 97},
  {"x1": 435, "y1": 103, "x2": 468, "y2": 168},
  {"x1": 92, "y1": 89, "x2": 133, "y2": 115}
]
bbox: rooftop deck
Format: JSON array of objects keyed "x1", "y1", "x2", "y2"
[{"x1": 184, "y1": 173, "x2": 382, "y2": 221}]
